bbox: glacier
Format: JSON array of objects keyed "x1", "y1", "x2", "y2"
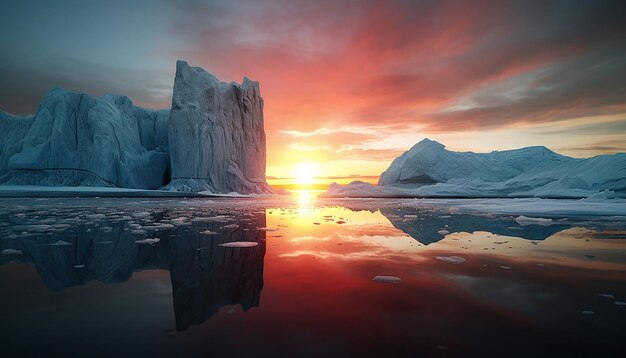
[
  {"x1": 323, "y1": 138, "x2": 626, "y2": 198},
  {"x1": 0, "y1": 61, "x2": 272, "y2": 194},
  {"x1": 165, "y1": 61, "x2": 272, "y2": 194}
]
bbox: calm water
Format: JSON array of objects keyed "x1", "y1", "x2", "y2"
[{"x1": 1, "y1": 192, "x2": 625, "y2": 357}]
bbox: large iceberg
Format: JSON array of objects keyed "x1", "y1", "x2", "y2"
[
  {"x1": 0, "y1": 61, "x2": 272, "y2": 194},
  {"x1": 165, "y1": 61, "x2": 272, "y2": 194},
  {"x1": 323, "y1": 138, "x2": 626, "y2": 198}
]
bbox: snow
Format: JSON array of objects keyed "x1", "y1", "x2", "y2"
[
  {"x1": 323, "y1": 138, "x2": 626, "y2": 199},
  {"x1": 372, "y1": 275, "x2": 402, "y2": 283},
  {"x1": 219, "y1": 241, "x2": 258, "y2": 248},
  {"x1": 164, "y1": 61, "x2": 273, "y2": 194}
]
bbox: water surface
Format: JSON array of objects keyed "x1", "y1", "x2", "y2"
[{"x1": 1, "y1": 193, "x2": 625, "y2": 357}]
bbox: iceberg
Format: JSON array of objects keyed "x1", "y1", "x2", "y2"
[
  {"x1": 164, "y1": 61, "x2": 272, "y2": 194},
  {"x1": 323, "y1": 138, "x2": 626, "y2": 199},
  {"x1": 0, "y1": 61, "x2": 271, "y2": 195}
]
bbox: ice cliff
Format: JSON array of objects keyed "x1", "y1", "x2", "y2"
[
  {"x1": 165, "y1": 61, "x2": 272, "y2": 193},
  {"x1": 324, "y1": 138, "x2": 626, "y2": 198},
  {"x1": 0, "y1": 61, "x2": 271, "y2": 194}
]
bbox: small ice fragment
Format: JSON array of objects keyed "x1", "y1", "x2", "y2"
[
  {"x1": 256, "y1": 227, "x2": 278, "y2": 231},
  {"x1": 2, "y1": 249, "x2": 22, "y2": 255},
  {"x1": 50, "y1": 240, "x2": 72, "y2": 246},
  {"x1": 336, "y1": 221, "x2": 346, "y2": 224},
  {"x1": 200, "y1": 230, "x2": 218, "y2": 235},
  {"x1": 598, "y1": 293, "x2": 614, "y2": 300},
  {"x1": 222, "y1": 224, "x2": 239, "y2": 230},
  {"x1": 372, "y1": 275, "x2": 401, "y2": 283},
  {"x1": 436, "y1": 256, "x2": 466, "y2": 264},
  {"x1": 313, "y1": 222, "x2": 321, "y2": 225},
  {"x1": 437, "y1": 229, "x2": 450, "y2": 235},
  {"x1": 74, "y1": 264, "x2": 85, "y2": 269},
  {"x1": 278, "y1": 224, "x2": 288, "y2": 228},
  {"x1": 135, "y1": 238, "x2": 160, "y2": 244},
  {"x1": 499, "y1": 265, "x2": 512, "y2": 270},
  {"x1": 581, "y1": 310, "x2": 595, "y2": 315},
  {"x1": 219, "y1": 242, "x2": 258, "y2": 248},
  {"x1": 616, "y1": 301, "x2": 626, "y2": 306},
  {"x1": 404, "y1": 214, "x2": 417, "y2": 218},
  {"x1": 515, "y1": 215, "x2": 552, "y2": 226}
]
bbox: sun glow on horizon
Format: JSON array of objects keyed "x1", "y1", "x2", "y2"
[{"x1": 291, "y1": 162, "x2": 317, "y2": 186}]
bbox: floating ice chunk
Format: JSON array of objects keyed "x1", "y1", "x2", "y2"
[
  {"x1": 403, "y1": 214, "x2": 417, "y2": 218},
  {"x1": 499, "y1": 265, "x2": 512, "y2": 270},
  {"x1": 131, "y1": 230, "x2": 147, "y2": 234},
  {"x1": 40, "y1": 240, "x2": 73, "y2": 246},
  {"x1": 581, "y1": 310, "x2": 595, "y2": 315},
  {"x1": 256, "y1": 227, "x2": 278, "y2": 231},
  {"x1": 219, "y1": 241, "x2": 258, "y2": 248},
  {"x1": 436, "y1": 256, "x2": 466, "y2": 264},
  {"x1": 437, "y1": 229, "x2": 450, "y2": 235},
  {"x1": 598, "y1": 293, "x2": 614, "y2": 300},
  {"x1": 200, "y1": 230, "x2": 218, "y2": 235},
  {"x1": 2, "y1": 249, "x2": 22, "y2": 255},
  {"x1": 278, "y1": 224, "x2": 288, "y2": 228},
  {"x1": 135, "y1": 238, "x2": 160, "y2": 244},
  {"x1": 616, "y1": 301, "x2": 626, "y2": 306},
  {"x1": 142, "y1": 224, "x2": 174, "y2": 231},
  {"x1": 336, "y1": 220, "x2": 346, "y2": 224},
  {"x1": 193, "y1": 215, "x2": 230, "y2": 222},
  {"x1": 515, "y1": 215, "x2": 552, "y2": 226},
  {"x1": 372, "y1": 275, "x2": 401, "y2": 283},
  {"x1": 12, "y1": 224, "x2": 52, "y2": 232},
  {"x1": 222, "y1": 224, "x2": 239, "y2": 230},
  {"x1": 87, "y1": 214, "x2": 106, "y2": 220},
  {"x1": 74, "y1": 264, "x2": 85, "y2": 269}
]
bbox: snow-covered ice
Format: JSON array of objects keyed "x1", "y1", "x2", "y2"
[
  {"x1": 436, "y1": 256, "x2": 466, "y2": 264},
  {"x1": 372, "y1": 275, "x2": 402, "y2": 283},
  {"x1": 515, "y1": 216, "x2": 553, "y2": 226},
  {"x1": 219, "y1": 242, "x2": 258, "y2": 248},
  {"x1": 323, "y1": 138, "x2": 626, "y2": 199}
]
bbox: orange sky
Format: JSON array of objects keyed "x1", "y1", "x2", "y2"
[{"x1": 2, "y1": 1, "x2": 625, "y2": 188}]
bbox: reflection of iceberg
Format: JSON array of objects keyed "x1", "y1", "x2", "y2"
[
  {"x1": 0, "y1": 211, "x2": 266, "y2": 331},
  {"x1": 380, "y1": 207, "x2": 570, "y2": 245}
]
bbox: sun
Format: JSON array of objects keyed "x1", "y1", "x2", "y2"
[{"x1": 292, "y1": 162, "x2": 316, "y2": 186}]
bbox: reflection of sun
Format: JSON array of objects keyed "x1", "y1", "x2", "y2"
[{"x1": 292, "y1": 163, "x2": 316, "y2": 186}]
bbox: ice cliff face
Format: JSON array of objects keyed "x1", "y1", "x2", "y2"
[
  {"x1": 166, "y1": 61, "x2": 272, "y2": 194},
  {"x1": 1, "y1": 89, "x2": 169, "y2": 189},
  {"x1": 325, "y1": 138, "x2": 626, "y2": 198},
  {"x1": 0, "y1": 61, "x2": 272, "y2": 194}
]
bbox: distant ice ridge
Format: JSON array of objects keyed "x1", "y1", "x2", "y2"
[
  {"x1": 323, "y1": 138, "x2": 626, "y2": 199},
  {"x1": 0, "y1": 61, "x2": 272, "y2": 194}
]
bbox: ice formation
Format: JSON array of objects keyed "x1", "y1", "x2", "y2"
[
  {"x1": 165, "y1": 61, "x2": 272, "y2": 194},
  {"x1": 323, "y1": 138, "x2": 626, "y2": 198},
  {"x1": 0, "y1": 61, "x2": 271, "y2": 194}
]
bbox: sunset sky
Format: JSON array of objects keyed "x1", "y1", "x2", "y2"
[{"x1": 1, "y1": 0, "x2": 625, "y2": 186}]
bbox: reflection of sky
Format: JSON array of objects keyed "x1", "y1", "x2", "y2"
[{"x1": 1, "y1": 196, "x2": 626, "y2": 355}]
